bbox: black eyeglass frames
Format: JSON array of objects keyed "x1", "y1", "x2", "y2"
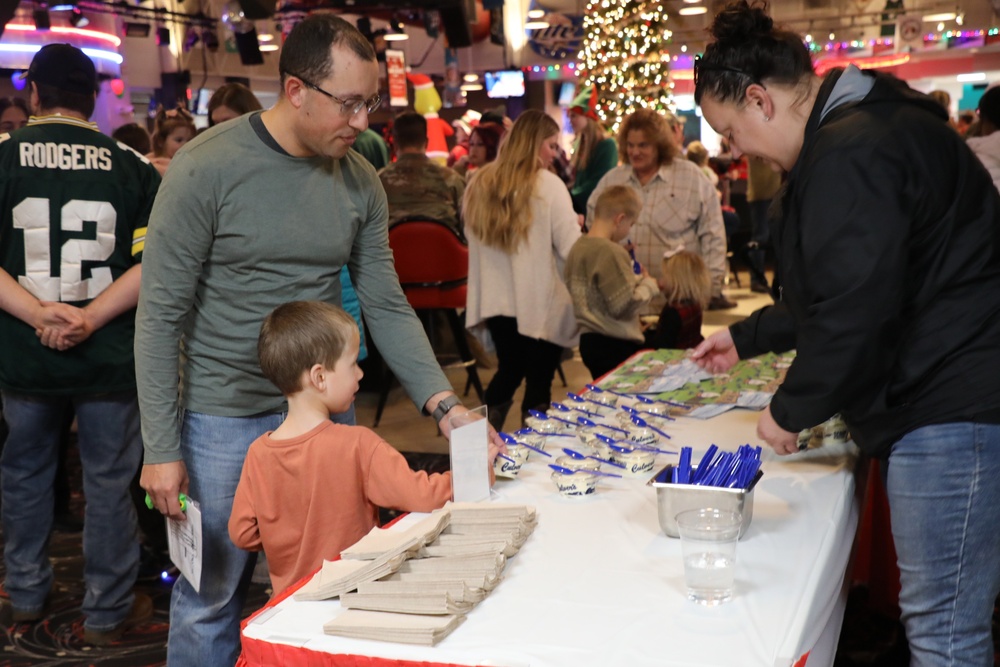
[{"x1": 284, "y1": 71, "x2": 381, "y2": 117}]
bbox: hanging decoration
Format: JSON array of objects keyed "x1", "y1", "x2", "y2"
[{"x1": 576, "y1": 0, "x2": 673, "y2": 134}]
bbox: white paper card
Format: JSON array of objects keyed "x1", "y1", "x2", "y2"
[
  {"x1": 448, "y1": 405, "x2": 490, "y2": 503},
  {"x1": 166, "y1": 497, "x2": 203, "y2": 593}
]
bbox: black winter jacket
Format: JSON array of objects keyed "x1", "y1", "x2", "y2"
[{"x1": 730, "y1": 68, "x2": 1000, "y2": 457}]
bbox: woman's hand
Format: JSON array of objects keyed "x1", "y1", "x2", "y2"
[
  {"x1": 756, "y1": 406, "x2": 798, "y2": 455},
  {"x1": 690, "y1": 328, "x2": 739, "y2": 373}
]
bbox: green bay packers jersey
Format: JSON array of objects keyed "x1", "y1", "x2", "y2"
[{"x1": 0, "y1": 115, "x2": 160, "y2": 395}]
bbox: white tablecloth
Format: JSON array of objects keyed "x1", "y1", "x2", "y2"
[{"x1": 243, "y1": 409, "x2": 860, "y2": 667}]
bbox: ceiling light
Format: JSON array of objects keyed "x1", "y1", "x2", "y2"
[
  {"x1": 680, "y1": 44, "x2": 687, "y2": 52},
  {"x1": 678, "y1": 6, "x2": 707, "y2": 15},
  {"x1": 937, "y1": 22, "x2": 944, "y2": 31},
  {"x1": 463, "y1": 72, "x2": 479, "y2": 82},
  {"x1": 460, "y1": 82, "x2": 483, "y2": 91},
  {"x1": 957, "y1": 72, "x2": 986, "y2": 82},
  {"x1": 383, "y1": 32, "x2": 409, "y2": 41},
  {"x1": 682, "y1": 0, "x2": 702, "y2": 3},
  {"x1": 805, "y1": 33, "x2": 813, "y2": 42},
  {"x1": 525, "y1": 20, "x2": 550, "y2": 29},
  {"x1": 922, "y1": 12, "x2": 956, "y2": 22},
  {"x1": 829, "y1": 32, "x2": 835, "y2": 40},
  {"x1": 259, "y1": 43, "x2": 278, "y2": 52},
  {"x1": 257, "y1": 33, "x2": 274, "y2": 42},
  {"x1": 69, "y1": 7, "x2": 87, "y2": 27},
  {"x1": 527, "y1": 9, "x2": 545, "y2": 18},
  {"x1": 955, "y1": 12, "x2": 964, "y2": 25}
]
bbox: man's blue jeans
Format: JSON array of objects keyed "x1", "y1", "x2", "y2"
[
  {"x1": 167, "y1": 406, "x2": 355, "y2": 667},
  {"x1": 884, "y1": 422, "x2": 1000, "y2": 667},
  {"x1": 1, "y1": 392, "x2": 141, "y2": 632}
]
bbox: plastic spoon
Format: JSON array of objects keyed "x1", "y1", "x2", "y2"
[
  {"x1": 576, "y1": 416, "x2": 630, "y2": 435},
  {"x1": 514, "y1": 427, "x2": 575, "y2": 439},
  {"x1": 629, "y1": 415, "x2": 673, "y2": 440},
  {"x1": 561, "y1": 447, "x2": 626, "y2": 469},
  {"x1": 551, "y1": 401, "x2": 601, "y2": 419},
  {"x1": 595, "y1": 433, "x2": 676, "y2": 456},
  {"x1": 620, "y1": 404, "x2": 676, "y2": 423},
  {"x1": 566, "y1": 392, "x2": 613, "y2": 411},
  {"x1": 498, "y1": 432, "x2": 552, "y2": 457},
  {"x1": 548, "y1": 463, "x2": 622, "y2": 479}
]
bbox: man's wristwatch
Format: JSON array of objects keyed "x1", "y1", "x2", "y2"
[{"x1": 431, "y1": 395, "x2": 463, "y2": 423}]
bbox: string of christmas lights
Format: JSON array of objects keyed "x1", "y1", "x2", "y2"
[{"x1": 576, "y1": 0, "x2": 674, "y2": 134}]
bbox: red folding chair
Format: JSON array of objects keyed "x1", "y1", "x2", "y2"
[{"x1": 372, "y1": 217, "x2": 484, "y2": 427}]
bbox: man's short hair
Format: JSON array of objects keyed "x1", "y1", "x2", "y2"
[
  {"x1": 278, "y1": 14, "x2": 376, "y2": 90},
  {"x1": 33, "y1": 82, "x2": 95, "y2": 119},
  {"x1": 393, "y1": 111, "x2": 428, "y2": 150},
  {"x1": 258, "y1": 301, "x2": 358, "y2": 395},
  {"x1": 594, "y1": 184, "x2": 642, "y2": 221}
]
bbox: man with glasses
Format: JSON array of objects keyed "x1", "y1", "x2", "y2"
[{"x1": 136, "y1": 15, "x2": 471, "y2": 666}]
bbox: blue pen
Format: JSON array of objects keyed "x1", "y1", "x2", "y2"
[{"x1": 627, "y1": 242, "x2": 641, "y2": 275}]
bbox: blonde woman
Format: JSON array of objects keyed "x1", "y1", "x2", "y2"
[{"x1": 464, "y1": 109, "x2": 581, "y2": 430}]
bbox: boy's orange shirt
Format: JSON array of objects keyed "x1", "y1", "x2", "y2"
[{"x1": 228, "y1": 420, "x2": 453, "y2": 595}]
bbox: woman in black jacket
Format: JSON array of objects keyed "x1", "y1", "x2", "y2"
[{"x1": 691, "y1": 2, "x2": 1000, "y2": 664}]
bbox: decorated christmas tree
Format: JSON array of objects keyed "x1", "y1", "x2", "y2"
[{"x1": 577, "y1": 0, "x2": 674, "y2": 134}]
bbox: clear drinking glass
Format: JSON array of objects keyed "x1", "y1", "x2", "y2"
[{"x1": 675, "y1": 508, "x2": 741, "y2": 605}]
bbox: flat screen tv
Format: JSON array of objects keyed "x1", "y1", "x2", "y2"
[
  {"x1": 485, "y1": 70, "x2": 525, "y2": 99},
  {"x1": 558, "y1": 81, "x2": 576, "y2": 107}
]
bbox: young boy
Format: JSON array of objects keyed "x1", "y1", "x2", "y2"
[
  {"x1": 564, "y1": 185, "x2": 660, "y2": 380},
  {"x1": 228, "y1": 301, "x2": 498, "y2": 595}
]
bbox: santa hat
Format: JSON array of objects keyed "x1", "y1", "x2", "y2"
[
  {"x1": 569, "y1": 85, "x2": 599, "y2": 121},
  {"x1": 452, "y1": 109, "x2": 481, "y2": 134},
  {"x1": 407, "y1": 73, "x2": 433, "y2": 90}
]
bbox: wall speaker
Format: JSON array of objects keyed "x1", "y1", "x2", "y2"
[
  {"x1": 236, "y1": 0, "x2": 276, "y2": 21},
  {"x1": 234, "y1": 26, "x2": 264, "y2": 65},
  {"x1": 440, "y1": 0, "x2": 474, "y2": 48},
  {"x1": 0, "y1": 0, "x2": 20, "y2": 39}
]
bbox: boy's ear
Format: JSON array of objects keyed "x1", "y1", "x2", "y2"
[{"x1": 307, "y1": 363, "x2": 326, "y2": 389}]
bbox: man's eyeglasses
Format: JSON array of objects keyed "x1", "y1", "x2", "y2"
[{"x1": 286, "y1": 71, "x2": 381, "y2": 116}]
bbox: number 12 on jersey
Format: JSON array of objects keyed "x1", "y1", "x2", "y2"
[{"x1": 12, "y1": 197, "x2": 117, "y2": 302}]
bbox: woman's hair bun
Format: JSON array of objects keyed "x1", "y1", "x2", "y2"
[{"x1": 710, "y1": 1, "x2": 774, "y2": 44}]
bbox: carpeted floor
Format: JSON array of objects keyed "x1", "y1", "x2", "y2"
[{"x1": 0, "y1": 443, "x2": 992, "y2": 666}]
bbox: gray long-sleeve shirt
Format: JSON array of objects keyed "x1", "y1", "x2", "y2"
[{"x1": 135, "y1": 113, "x2": 450, "y2": 464}]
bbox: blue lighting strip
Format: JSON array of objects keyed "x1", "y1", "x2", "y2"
[{"x1": 0, "y1": 43, "x2": 123, "y2": 64}]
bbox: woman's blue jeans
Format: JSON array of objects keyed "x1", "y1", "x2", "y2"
[
  {"x1": 1, "y1": 391, "x2": 141, "y2": 632},
  {"x1": 166, "y1": 406, "x2": 354, "y2": 667},
  {"x1": 884, "y1": 422, "x2": 1000, "y2": 667}
]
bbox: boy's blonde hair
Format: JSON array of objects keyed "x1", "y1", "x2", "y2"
[
  {"x1": 661, "y1": 250, "x2": 712, "y2": 309},
  {"x1": 593, "y1": 184, "x2": 642, "y2": 222},
  {"x1": 258, "y1": 301, "x2": 358, "y2": 395},
  {"x1": 685, "y1": 141, "x2": 709, "y2": 167}
]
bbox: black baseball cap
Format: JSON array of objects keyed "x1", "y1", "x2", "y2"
[{"x1": 24, "y1": 43, "x2": 97, "y2": 96}]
